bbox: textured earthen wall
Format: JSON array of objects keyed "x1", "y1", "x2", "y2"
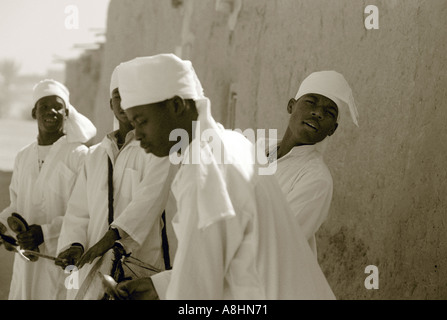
[
  {"x1": 90, "y1": 0, "x2": 183, "y2": 141},
  {"x1": 67, "y1": 0, "x2": 447, "y2": 299},
  {"x1": 64, "y1": 46, "x2": 104, "y2": 126}
]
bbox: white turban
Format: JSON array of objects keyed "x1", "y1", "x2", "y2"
[
  {"x1": 110, "y1": 65, "x2": 119, "y2": 98},
  {"x1": 118, "y1": 54, "x2": 205, "y2": 110},
  {"x1": 295, "y1": 71, "x2": 359, "y2": 127},
  {"x1": 294, "y1": 71, "x2": 358, "y2": 153},
  {"x1": 33, "y1": 79, "x2": 97, "y2": 143},
  {"x1": 110, "y1": 65, "x2": 121, "y2": 130}
]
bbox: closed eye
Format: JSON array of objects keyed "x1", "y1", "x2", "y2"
[
  {"x1": 136, "y1": 120, "x2": 146, "y2": 126},
  {"x1": 326, "y1": 111, "x2": 336, "y2": 118}
]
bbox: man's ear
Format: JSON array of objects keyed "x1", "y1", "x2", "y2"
[
  {"x1": 328, "y1": 123, "x2": 338, "y2": 136},
  {"x1": 168, "y1": 96, "x2": 186, "y2": 116},
  {"x1": 31, "y1": 106, "x2": 37, "y2": 119},
  {"x1": 287, "y1": 98, "x2": 296, "y2": 114}
]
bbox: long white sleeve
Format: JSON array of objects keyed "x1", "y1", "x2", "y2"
[
  {"x1": 287, "y1": 173, "x2": 333, "y2": 241},
  {"x1": 111, "y1": 156, "x2": 172, "y2": 247},
  {"x1": 57, "y1": 163, "x2": 90, "y2": 254}
]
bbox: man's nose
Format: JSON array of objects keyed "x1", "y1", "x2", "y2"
[
  {"x1": 45, "y1": 109, "x2": 58, "y2": 118},
  {"x1": 311, "y1": 107, "x2": 323, "y2": 119},
  {"x1": 49, "y1": 108, "x2": 63, "y2": 115},
  {"x1": 134, "y1": 127, "x2": 143, "y2": 141}
]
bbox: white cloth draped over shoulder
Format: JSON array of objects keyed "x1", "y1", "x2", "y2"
[
  {"x1": 57, "y1": 131, "x2": 175, "y2": 299},
  {"x1": 151, "y1": 102, "x2": 335, "y2": 300},
  {"x1": 0, "y1": 136, "x2": 88, "y2": 299}
]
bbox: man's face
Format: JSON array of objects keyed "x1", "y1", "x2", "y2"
[
  {"x1": 287, "y1": 93, "x2": 338, "y2": 145},
  {"x1": 33, "y1": 95, "x2": 67, "y2": 135},
  {"x1": 110, "y1": 88, "x2": 131, "y2": 126},
  {"x1": 125, "y1": 102, "x2": 176, "y2": 157}
]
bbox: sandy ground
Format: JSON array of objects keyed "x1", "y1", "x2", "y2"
[{"x1": 0, "y1": 171, "x2": 13, "y2": 300}]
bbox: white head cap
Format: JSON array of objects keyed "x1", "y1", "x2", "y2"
[
  {"x1": 295, "y1": 71, "x2": 359, "y2": 127},
  {"x1": 33, "y1": 79, "x2": 70, "y2": 106},
  {"x1": 117, "y1": 53, "x2": 205, "y2": 110},
  {"x1": 110, "y1": 65, "x2": 120, "y2": 98},
  {"x1": 32, "y1": 79, "x2": 97, "y2": 143},
  {"x1": 110, "y1": 65, "x2": 121, "y2": 130}
]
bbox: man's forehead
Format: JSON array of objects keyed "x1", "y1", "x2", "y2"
[
  {"x1": 124, "y1": 104, "x2": 152, "y2": 119},
  {"x1": 125, "y1": 101, "x2": 167, "y2": 118},
  {"x1": 36, "y1": 95, "x2": 66, "y2": 106},
  {"x1": 303, "y1": 93, "x2": 338, "y2": 111}
]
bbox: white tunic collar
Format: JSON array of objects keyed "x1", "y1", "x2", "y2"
[{"x1": 268, "y1": 140, "x2": 317, "y2": 163}]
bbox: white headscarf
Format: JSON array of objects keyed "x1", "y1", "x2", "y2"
[
  {"x1": 117, "y1": 53, "x2": 207, "y2": 110},
  {"x1": 33, "y1": 79, "x2": 96, "y2": 143},
  {"x1": 118, "y1": 54, "x2": 230, "y2": 230},
  {"x1": 294, "y1": 71, "x2": 359, "y2": 153},
  {"x1": 110, "y1": 65, "x2": 120, "y2": 99},
  {"x1": 110, "y1": 65, "x2": 120, "y2": 131}
]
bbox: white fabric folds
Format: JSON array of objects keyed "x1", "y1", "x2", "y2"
[
  {"x1": 110, "y1": 65, "x2": 121, "y2": 130},
  {"x1": 118, "y1": 54, "x2": 205, "y2": 110},
  {"x1": 110, "y1": 65, "x2": 119, "y2": 98},
  {"x1": 118, "y1": 54, "x2": 227, "y2": 230}
]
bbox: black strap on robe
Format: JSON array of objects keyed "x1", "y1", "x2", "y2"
[
  {"x1": 107, "y1": 156, "x2": 114, "y2": 225},
  {"x1": 161, "y1": 211, "x2": 171, "y2": 270}
]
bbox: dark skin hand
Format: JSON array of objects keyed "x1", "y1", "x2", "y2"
[
  {"x1": 0, "y1": 222, "x2": 6, "y2": 234},
  {"x1": 0, "y1": 222, "x2": 17, "y2": 251},
  {"x1": 115, "y1": 277, "x2": 160, "y2": 300},
  {"x1": 0, "y1": 235, "x2": 17, "y2": 252},
  {"x1": 76, "y1": 229, "x2": 119, "y2": 269},
  {"x1": 0, "y1": 239, "x2": 17, "y2": 252},
  {"x1": 16, "y1": 224, "x2": 44, "y2": 250},
  {"x1": 55, "y1": 245, "x2": 84, "y2": 269}
]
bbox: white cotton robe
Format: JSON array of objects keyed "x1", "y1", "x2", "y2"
[
  {"x1": 0, "y1": 136, "x2": 88, "y2": 300},
  {"x1": 57, "y1": 131, "x2": 174, "y2": 299},
  {"x1": 268, "y1": 142, "x2": 333, "y2": 255},
  {"x1": 151, "y1": 103, "x2": 335, "y2": 300}
]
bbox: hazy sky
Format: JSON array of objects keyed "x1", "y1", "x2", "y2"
[{"x1": 0, "y1": 0, "x2": 110, "y2": 75}]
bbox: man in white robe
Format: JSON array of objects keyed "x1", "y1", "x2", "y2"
[
  {"x1": 113, "y1": 54, "x2": 335, "y2": 300},
  {"x1": 55, "y1": 66, "x2": 176, "y2": 299},
  {"x1": 265, "y1": 71, "x2": 359, "y2": 255},
  {"x1": 0, "y1": 79, "x2": 96, "y2": 299}
]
